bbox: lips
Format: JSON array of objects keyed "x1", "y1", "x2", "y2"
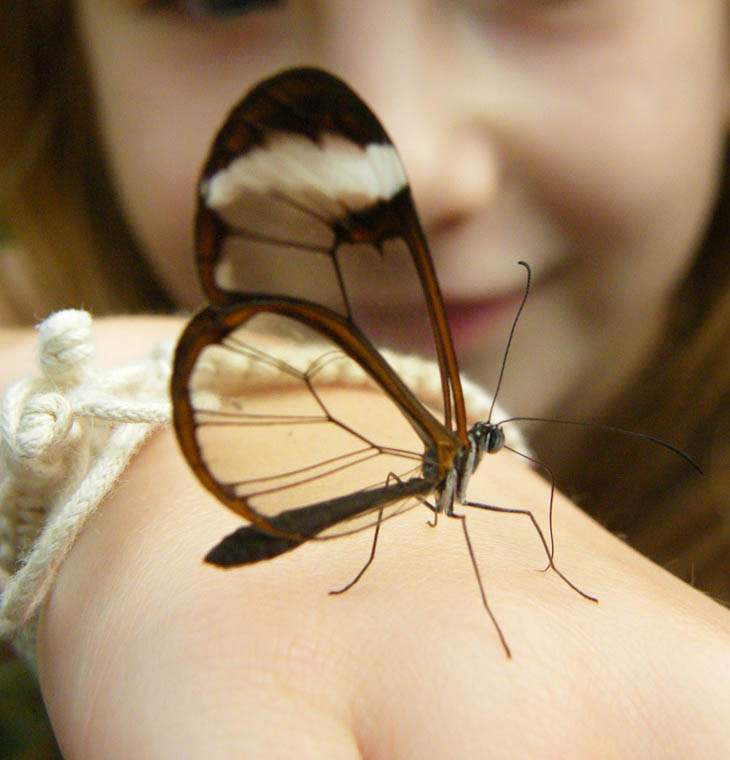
[
  {"x1": 445, "y1": 290, "x2": 525, "y2": 355},
  {"x1": 350, "y1": 283, "x2": 525, "y2": 360}
]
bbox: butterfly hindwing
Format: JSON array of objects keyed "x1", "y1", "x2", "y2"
[{"x1": 172, "y1": 294, "x2": 454, "y2": 545}]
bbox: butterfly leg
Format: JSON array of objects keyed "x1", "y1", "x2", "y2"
[
  {"x1": 425, "y1": 500, "x2": 438, "y2": 528},
  {"x1": 449, "y1": 512, "x2": 511, "y2": 657},
  {"x1": 457, "y1": 499, "x2": 597, "y2": 603},
  {"x1": 328, "y1": 507, "x2": 384, "y2": 596},
  {"x1": 330, "y1": 465, "x2": 431, "y2": 595},
  {"x1": 503, "y1": 445, "x2": 557, "y2": 569},
  {"x1": 329, "y1": 469, "x2": 404, "y2": 596}
]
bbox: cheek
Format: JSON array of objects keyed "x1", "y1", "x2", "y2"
[
  {"x1": 76, "y1": 3, "x2": 296, "y2": 308},
  {"x1": 101, "y1": 89, "x2": 209, "y2": 308},
  {"x1": 90, "y1": 55, "x2": 234, "y2": 308},
  {"x1": 491, "y1": 10, "x2": 728, "y2": 314}
]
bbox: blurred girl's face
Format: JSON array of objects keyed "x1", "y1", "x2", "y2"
[{"x1": 75, "y1": 1, "x2": 729, "y2": 417}]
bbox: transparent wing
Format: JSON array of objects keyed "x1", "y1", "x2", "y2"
[
  {"x1": 172, "y1": 298, "x2": 452, "y2": 541},
  {"x1": 195, "y1": 67, "x2": 466, "y2": 435}
]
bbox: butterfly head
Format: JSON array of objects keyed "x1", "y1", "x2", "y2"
[{"x1": 470, "y1": 421, "x2": 505, "y2": 457}]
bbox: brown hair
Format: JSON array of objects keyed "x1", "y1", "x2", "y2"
[
  {"x1": 1, "y1": 2, "x2": 728, "y2": 602},
  {"x1": 536, "y1": 152, "x2": 730, "y2": 605},
  {"x1": 0, "y1": 0, "x2": 170, "y2": 322}
]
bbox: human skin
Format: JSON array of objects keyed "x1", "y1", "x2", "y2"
[
  {"x1": 73, "y1": 0, "x2": 730, "y2": 420},
  {"x1": 1, "y1": 319, "x2": 727, "y2": 758}
]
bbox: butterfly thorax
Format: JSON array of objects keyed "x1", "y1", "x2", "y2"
[{"x1": 450, "y1": 422, "x2": 505, "y2": 503}]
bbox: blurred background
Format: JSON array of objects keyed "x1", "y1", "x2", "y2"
[
  {"x1": 0, "y1": 642, "x2": 62, "y2": 759},
  {"x1": 1, "y1": 216, "x2": 61, "y2": 757}
]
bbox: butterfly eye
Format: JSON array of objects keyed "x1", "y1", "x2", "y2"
[{"x1": 487, "y1": 426, "x2": 505, "y2": 453}]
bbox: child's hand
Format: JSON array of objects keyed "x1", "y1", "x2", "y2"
[{"x1": 37, "y1": 361, "x2": 730, "y2": 758}]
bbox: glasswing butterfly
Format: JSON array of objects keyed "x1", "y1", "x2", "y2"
[{"x1": 171, "y1": 67, "x2": 698, "y2": 657}]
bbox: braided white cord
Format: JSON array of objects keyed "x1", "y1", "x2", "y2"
[
  {"x1": 0, "y1": 311, "x2": 173, "y2": 662},
  {"x1": 0, "y1": 309, "x2": 523, "y2": 666}
]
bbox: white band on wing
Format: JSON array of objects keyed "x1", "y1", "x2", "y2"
[{"x1": 203, "y1": 132, "x2": 408, "y2": 218}]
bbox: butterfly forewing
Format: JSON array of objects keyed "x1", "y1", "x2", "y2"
[
  {"x1": 197, "y1": 68, "x2": 401, "y2": 303},
  {"x1": 195, "y1": 68, "x2": 465, "y2": 433},
  {"x1": 173, "y1": 298, "x2": 448, "y2": 540}
]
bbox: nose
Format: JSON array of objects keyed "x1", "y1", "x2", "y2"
[{"x1": 314, "y1": 2, "x2": 501, "y2": 234}]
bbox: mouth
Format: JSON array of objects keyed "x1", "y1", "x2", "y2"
[
  {"x1": 351, "y1": 282, "x2": 528, "y2": 361},
  {"x1": 444, "y1": 289, "x2": 527, "y2": 355}
]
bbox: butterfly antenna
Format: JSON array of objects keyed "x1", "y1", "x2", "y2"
[
  {"x1": 497, "y1": 416, "x2": 703, "y2": 474},
  {"x1": 488, "y1": 261, "x2": 531, "y2": 422}
]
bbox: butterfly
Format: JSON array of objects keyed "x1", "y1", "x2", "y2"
[{"x1": 171, "y1": 67, "x2": 600, "y2": 657}]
